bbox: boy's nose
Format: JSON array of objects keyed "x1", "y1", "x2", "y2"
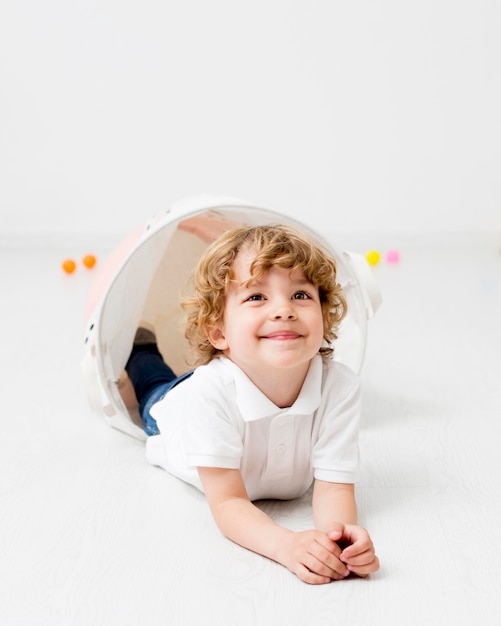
[{"x1": 273, "y1": 302, "x2": 297, "y2": 320}]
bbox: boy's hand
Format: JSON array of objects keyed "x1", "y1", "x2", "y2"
[
  {"x1": 280, "y1": 529, "x2": 350, "y2": 585},
  {"x1": 328, "y1": 523, "x2": 380, "y2": 577}
]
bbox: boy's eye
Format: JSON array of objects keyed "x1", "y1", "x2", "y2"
[
  {"x1": 246, "y1": 294, "x2": 264, "y2": 302},
  {"x1": 293, "y1": 291, "x2": 310, "y2": 300}
]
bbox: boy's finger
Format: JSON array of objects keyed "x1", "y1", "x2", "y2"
[
  {"x1": 342, "y1": 548, "x2": 376, "y2": 566},
  {"x1": 347, "y1": 555, "x2": 380, "y2": 576},
  {"x1": 310, "y1": 543, "x2": 349, "y2": 578}
]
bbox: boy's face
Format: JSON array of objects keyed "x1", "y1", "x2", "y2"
[{"x1": 207, "y1": 246, "x2": 325, "y2": 382}]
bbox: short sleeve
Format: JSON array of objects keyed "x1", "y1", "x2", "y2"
[
  {"x1": 182, "y1": 392, "x2": 244, "y2": 469},
  {"x1": 312, "y1": 364, "x2": 360, "y2": 484},
  {"x1": 170, "y1": 365, "x2": 244, "y2": 469}
]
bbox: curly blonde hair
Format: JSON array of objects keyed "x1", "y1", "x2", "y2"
[{"x1": 182, "y1": 224, "x2": 347, "y2": 366}]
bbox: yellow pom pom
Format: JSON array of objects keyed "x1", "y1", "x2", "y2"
[{"x1": 365, "y1": 250, "x2": 381, "y2": 266}]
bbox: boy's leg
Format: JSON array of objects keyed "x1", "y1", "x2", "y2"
[
  {"x1": 125, "y1": 328, "x2": 178, "y2": 435},
  {"x1": 126, "y1": 346, "x2": 177, "y2": 407}
]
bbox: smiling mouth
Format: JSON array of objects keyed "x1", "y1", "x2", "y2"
[{"x1": 262, "y1": 331, "x2": 302, "y2": 340}]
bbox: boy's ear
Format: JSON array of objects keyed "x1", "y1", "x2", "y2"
[{"x1": 206, "y1": 325, "x2": 228, "y2": 351}]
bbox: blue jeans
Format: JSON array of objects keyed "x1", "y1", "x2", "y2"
[{"x1": 125, "y1": 345, "x2": 193, "y2": 436}]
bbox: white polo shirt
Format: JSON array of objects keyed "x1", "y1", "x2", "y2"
[{"x1": 146, "y1": 354, "x2": 360, "y2": 501}]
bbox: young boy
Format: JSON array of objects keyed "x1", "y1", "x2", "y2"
[{"x1": 126, "y1": 224, "x2": 379, "y2": 584}]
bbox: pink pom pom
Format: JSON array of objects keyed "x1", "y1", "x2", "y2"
[{"x1": 386, "y1": 249, "x2": 400, "y2": 263}]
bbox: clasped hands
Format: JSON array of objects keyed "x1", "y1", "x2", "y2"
[{"x1": 284, "y1": 522, "x2": 380, "y2": 585}]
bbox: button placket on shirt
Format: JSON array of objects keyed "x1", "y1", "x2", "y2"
[{"x1": 266, "y1": 414, "x2": 295, "y2": 478}]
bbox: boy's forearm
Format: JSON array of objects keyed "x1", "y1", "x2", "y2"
[
  {"x1": 312, "y1": 480, "x2": 358, "y2": 531},
  {"x1": 211, "y1": 497, "x2": 293, "y2": 565},
  {"x1": 198, "y1": 467, "x2": 294, "y2": 566}
]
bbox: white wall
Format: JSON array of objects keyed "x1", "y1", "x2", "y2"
[{"x1": 1, "y1": 0, "x2": 500, "y2": 238}]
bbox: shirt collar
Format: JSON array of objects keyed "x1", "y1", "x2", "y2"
[{"x1": 220, "y1": 355, "x2": 323, "y2": 422}]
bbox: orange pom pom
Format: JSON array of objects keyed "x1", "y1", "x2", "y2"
[
  {"x1": 62, "y1": 259, "x2": 77, "y2": 274},
  {"x1": 82, "y1": 254, "x2": 97, "y2": 269}
]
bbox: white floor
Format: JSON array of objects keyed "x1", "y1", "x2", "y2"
[{"x1": 1, "y1": 230, "x2": 500, "y2": 626}]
